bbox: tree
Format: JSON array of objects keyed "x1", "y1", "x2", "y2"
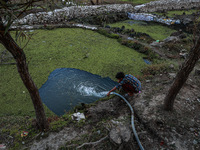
[
  {"x1": 0, "y1": 0, "x2": 49, "y2": 130},
  {"x1": 164, "y1": 34, "x2": 200, "y2": 111}
]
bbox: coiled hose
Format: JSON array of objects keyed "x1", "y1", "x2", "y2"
[{"x1": 110, "y1": 92, "x2": 144, "y2": 150}]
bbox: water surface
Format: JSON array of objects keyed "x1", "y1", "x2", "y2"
[{"x1": 39, "y1": 68, "x2": 117, "y2": 115}]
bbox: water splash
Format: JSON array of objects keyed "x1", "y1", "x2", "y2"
[{"x1": 77, "y1": 84, "x2": 108, "y2": 97}]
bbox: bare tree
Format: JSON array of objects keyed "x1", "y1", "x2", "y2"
[
  {"x1": 164, "y1": 32, "x2": 200, "y2": 111},
  {"x1": 0, "y1": 0, "x2": 49, "y2": 130}
]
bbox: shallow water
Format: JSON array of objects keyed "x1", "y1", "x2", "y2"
[{"x1": 39, "y1": 68, "x2": 117, "y2": 116}]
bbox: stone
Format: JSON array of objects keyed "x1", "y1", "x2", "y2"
[
  {"x1": 182, "y1": 17, "x2": 192, "y2": 25},
  {"x1": 105, "y1": 25, "x2": 110, "y2": 28},
  {"x1": 179, "y1": 34, "x2": 187, "y2": 39},
  {"x1": 180, "y1": 49, "x2": 187, "y2": 53},
  {"x1": 179, "y1": 52, "x2": 188, "y2": 59},
  {"x1": 190, "y1": 128, "x2": 195, "y2": 132},
  {"x1": 146, "y1": 80, "x2": 151, "y2": 83},
  {"x1": 193, "y1": 140, "x2": 198, "y2": 145},
  {"x1": 163, "y1": 36, "x2": 180, "y2": 43},
  {"x1": 109, "y1": 125, "x2": 131, "y2": 145},
  {"x1": 110, "y1": 128, "x2": 121, "y2": 144},
  {"x1": 194, "y1": 69, "x2": 200, "y2": 76},
  {"x1": 169, "y1": 64, "x2": 175, "y2": 69},
  {"x1": 168, "y1": 73, "x2": 176, "y2": 79}
]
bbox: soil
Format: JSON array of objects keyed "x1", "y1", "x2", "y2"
[{"x1": 25, "y1": 60, "x2": 200, "y2": 150}]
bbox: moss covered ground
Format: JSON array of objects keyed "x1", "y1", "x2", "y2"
[
  {"x1": 0, "y1": 28, "x2": 147, "y2": 117},
  {"x1": 108, "y1": 20, "x2": 177, "y2": 40},
  {"x1": 154, "y1": 9, "x2": 199, "y2": 17}
]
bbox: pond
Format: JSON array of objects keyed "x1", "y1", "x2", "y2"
[{"x1": 39, "y1": 68, "x2": 117, "y2": 116}]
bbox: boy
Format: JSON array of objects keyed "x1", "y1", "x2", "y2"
[{"x1": 107, "y1": 72, "x2": 141, "y2": 96}]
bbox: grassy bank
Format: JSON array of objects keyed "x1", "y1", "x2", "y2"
[
  {"x1": 154, "y1": 9, "x2": 199, "y2": 17},
  {"x1": 108, "y1": 20, "x2": 177, "y2": 40},
  {"x1": 0, "y1": 28, "x2": 147, "y2": 117}
]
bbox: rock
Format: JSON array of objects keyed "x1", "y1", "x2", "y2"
[
  {"x1": 146, "y1": 80, "x2": 151, "y2": 83},
  {"x1": 105, "y1": 25, "x2": 110, "y2": 28},
  {"x1": 168, "y1": 73, "x2": 176, "y2": 79},
  {"x1": 193, "y1": 139, "x2": 198, "y2": 145},
  {"x1": 194, "y1": 69, "x2": 200, "y2": 76},
  {"x1": 109, "y1": 125, "x2": 131, "y2": 145},
  {"x1": 179, "y1": 33, "x2": 187, "y2": 39},
  {"x1": 180, "y1": 49, "x2": 187, "y2": 53},
  {"x1": 121, "y1": 25, "x2": 125, "y2": 30},
  {"x1": 190, "y1": 128, "x2": 195, "y2": 132},
  {"x1": 163, "y1": 36, "x2": 180, "y2": 43},
  {"x1": 182, "y1": 17, "x2": 192, "y2": 25},
  {"x1": 179, "y1": 52, "x2": 188, "y2": 59},
  {"x1": 169, "y1": 64, "x2": 175, "y2": 69},
  {"x1": 87, "y1": 96, "x2": 121, "y2": 122}
]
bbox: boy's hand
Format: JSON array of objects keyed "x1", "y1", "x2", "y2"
[{"x1": 107, "y1": 92, "x2": 111, "y2": 96}]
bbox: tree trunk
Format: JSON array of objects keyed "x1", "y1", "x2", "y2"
[
  {"x1": 164, "y1": 36, "x2": 200, "y2": 111},
  {"x1": 90, "y1": 0, "x2": 95, "y2": 5},
  {"x1": 0, "y1": 18, "x2": 49, "y2": 131}
]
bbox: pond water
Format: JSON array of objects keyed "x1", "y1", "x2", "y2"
[{"x1": 39, "y1": 68, "x2": 117, "y2": 116}]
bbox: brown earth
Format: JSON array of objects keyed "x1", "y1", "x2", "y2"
[{"x1": 26, "y1": 64, "x2": 200, "y2": 150}]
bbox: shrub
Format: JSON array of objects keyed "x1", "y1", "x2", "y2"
[
  {"x1": 97, "y1": 29, "x2": 119, "y2": 39},
  {"x1": 141, "y1": 63, "x2": 171, "y2": 75}
]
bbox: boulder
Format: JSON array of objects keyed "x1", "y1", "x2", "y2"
[
  {"x1": 109, "y1": 125, "x2": 131, "y2": 145},
  {"x1": 163, "y1": 36, "x2": 180, "y2": 43},
  {"x1": 194, "y1": 69, "x2": 200, "y2": 76}
]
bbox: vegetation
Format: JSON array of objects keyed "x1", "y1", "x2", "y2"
[
  {"x1": 154, "y1": 9, "x2": 199, "y2": 17},
  {"x1": 108, "y1": 20, "x2": 177, "y2": 40},
  {"x1": 0, "y1": 28, "x2": 147, "y2": 117},
  {"x1": 2, "y1": 0, "x2": 197, "y2": 148}
]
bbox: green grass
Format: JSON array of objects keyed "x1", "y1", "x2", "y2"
[
  {"x1": 166, "y1": 9, "x2": 198, "y2": 17},
  {"x1": 108, "y1": 20, "x2": 177, "y2": 40},
  {"x1": 154, "y1": 9, "x2": 198, "y2": 17},
  {"x1": 0, "y1": 28, "x2": 147, "y2": 117}
]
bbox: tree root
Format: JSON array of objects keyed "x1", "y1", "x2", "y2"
[{"x1": 76, "y1": 135, "x2": 108, "y2": 149}]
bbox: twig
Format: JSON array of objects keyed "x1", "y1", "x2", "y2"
[
  {"x1": 31, "y1": 132, "x2": 42, "y2": 141},
  {"x1": 76, "y1": 135, "x2": 108, "y2": 149}
]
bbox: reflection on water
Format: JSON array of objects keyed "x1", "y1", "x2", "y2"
[{"x1": 39, "y1": 68, "x2": 117, "y2": 116}]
